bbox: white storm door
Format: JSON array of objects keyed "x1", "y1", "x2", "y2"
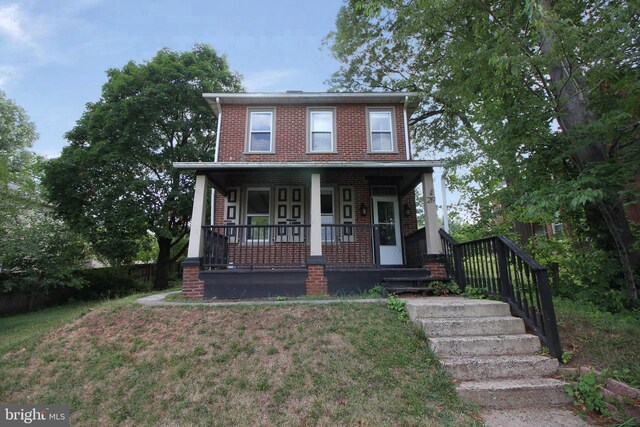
[{"x1": 372, "y1": 196, "x2": 403, "y2": 265}]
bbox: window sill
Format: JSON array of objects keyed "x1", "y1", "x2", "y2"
[
  {"x1": 305, "y1": 151, "x2": 338, "y2": 154},
  {"x1": 243, "y1": 151, "x2": 276, "y2": 155},
  {"x1": 367, "y1": 150, "x2": 399, "y2": 154}
]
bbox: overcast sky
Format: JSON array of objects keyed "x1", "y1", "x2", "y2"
[{"x1": 0, "y1": 0, "x2": 344, "y2": 158}]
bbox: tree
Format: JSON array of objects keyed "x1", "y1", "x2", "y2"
[
  {"x1": 0, "y1": 90, "x2": 39, "y2": 230},
  {"x1": 43, "y1": 45, "x2": 243, "y2": 289},
  {"x1": 326, "y1": 0, "x2": 639, "y2": 305}
]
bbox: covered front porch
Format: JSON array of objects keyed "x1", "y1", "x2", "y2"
[{"x1": 176, "y1": 161, "x2": 447, "y2": 299}]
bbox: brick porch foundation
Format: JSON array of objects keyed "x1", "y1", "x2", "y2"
[
  {"x1": 182, "y1": 258, "x2": 204, "y2": 300},
  {"x1": 425, "y1": 262, "x2": 448, "y2": 280},
  {"x1": 305, "y1": 258, "x2": 328, "y2": 296}
]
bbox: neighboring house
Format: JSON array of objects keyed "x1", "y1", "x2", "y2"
[{"x1": 174, "y1": 92, "x2": 446, "y2": 299}]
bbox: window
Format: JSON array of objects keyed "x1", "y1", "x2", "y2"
[
  {"x1": 309, "y1": 109, "x2": 335, "y2": 152},
  {"x1": 321, "y1": 189, "x2": 335, "y2": 242},
  {"x1": 247, "y1": 109, "x2": 274, "y2": 152},
  {"x1": 246, "y1": 189, "x2": 270, "y2": 240},
  {"x1": 368, "y1": 109, "x2": 394, "y2": 152}
]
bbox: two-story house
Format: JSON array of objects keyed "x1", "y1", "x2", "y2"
[{"x1": 174, "y1": 92, "x2": 446, "y2": 299}]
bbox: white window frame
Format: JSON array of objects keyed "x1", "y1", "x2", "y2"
[
  {"x1": 307, "y1": 107, "x2": 337, "y2": 153},
  {"x1": 367, "y1": 107, "x2": 397, "y2": 153},
  {"x1": 245, "y1": 187, "x2": 271, "y2": 241},
  {"x1": 246, "y1": 108, "x2": 275, "y2": 153}
]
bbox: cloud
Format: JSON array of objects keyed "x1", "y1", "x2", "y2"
[
  {"x1": 0, "y1": 65, "x2": 21, "y2": 86},
  {"x1": 0, "y1": 3, "x2": 47, "y2": 57},
  {"x1": 243, "y1": 69, "x2": 300, "y2": 91}
]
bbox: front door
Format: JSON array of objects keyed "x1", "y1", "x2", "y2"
[{"x1": 372, "y1": 196, "x2": 403, "y2": 265}]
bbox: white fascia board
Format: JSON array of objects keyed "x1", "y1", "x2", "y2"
[{"x1": 173, "y1": 160, "x2": 445, "y2": 170}]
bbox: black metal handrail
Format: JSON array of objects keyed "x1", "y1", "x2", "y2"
[
  {"x1": 203, "y1": 224, "x2": 309, "y2": 269},
  {"x1": 321, "y1": 224, "x2": 381, "y2": 268},
  {"x1": 439, "y1": 229, "x2": 562, "y2": 359}
]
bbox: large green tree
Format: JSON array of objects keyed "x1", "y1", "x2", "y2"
[
  {"x1": 326, "y1": 0, "x2": 639, "y2": 304},
  {"x1": 43, "y1": 45, "x2": 243, "y2": 289}
]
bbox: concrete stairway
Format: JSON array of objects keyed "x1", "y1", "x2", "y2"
[{"x1": 407, "y1": 297, "x2": 571, "y2": 409}]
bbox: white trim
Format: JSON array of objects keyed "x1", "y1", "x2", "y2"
[
  {"x1": 174, "y1": 160, "x2": 446, "y2": 170},
  {"x1": 441, "y1": 168, "x2": 449, "y2": 233},
  {"x1": 307, "y1": 107, "x2": 337, "y2": 153},
  {"x1": 403, "y1": 96, "x2": 410, "y2": 160},
  {"x1": 310, "y1": 174, "x2": 322, "y2": 256},
  {"x1": 366, "y1": 107, "x2": 397, "y2": 153},
  {"x1": 214, "y1": 97, "x2": 222, "y2": 163},
  {"x1": 246, "y1": 108, "x2": 276, "y2": 153},
  {"x1": 187, "y1": 175, "x2": 208, "y2": 258},
  {"x1": 422, "y1": 173, "x2": 442, "y2": 254}
]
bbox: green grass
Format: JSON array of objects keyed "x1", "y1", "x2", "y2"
[
  {"x1": 555, "y1": 297, "x2": 640, "y2": 387},
  {"x1": 0, "y1": 297, "x2": 480, "y2": 426},
  {"x1": 163, "y1": 290, "x2": 384, "y2": 303}
]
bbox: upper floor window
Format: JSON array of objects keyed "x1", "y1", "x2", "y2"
[
  {"x1": 308, "y1": 108, "x2": 336, "y2": 152},
  {"x1": 247, "y1": 109, "x2": 275, "y2": 153},
  {"x1": 368, "y1": 109, "x2": 395, "y2": 152}
]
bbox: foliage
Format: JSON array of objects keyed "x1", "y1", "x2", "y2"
[
  {"x1": 564, "y1": 369, "x2": 610, "y2": 416},
  {"x1": 0, "y1": 211, "x2": 88, "y2": 295},
  {"x1": 555, "y1": 297, "x2": 640, "y2": 388},
  {"x1": 367, "y1": 284, "x2": 384, "y2": 298},
  {"x1": 77, "y1": 267, "x2": 150, "y2": 300},
  {"x1": 463, "y1": 286, "x2": 488, "y2": 300},
  {"x1": 326, "y1": 0, "x2": 640, "y2": 304},
  {"x1": 561, "y1": 351, "x2": 573, "y2": 365},
  {"x1": 43, "y1": 44, "x2": 243, "y2": 289},
  {"x1": 386, "y1": 293, "x2": 408, "y2": 320}
]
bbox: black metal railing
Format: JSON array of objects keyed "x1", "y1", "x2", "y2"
[
  {"x1": 440, "y1": 229, "x2": 562, "y2": 359},
  {"x1": 321, "y1": 224, "x2": 381, "y2": 268},
  {"x1": 405, "y1": 227, "x2": 428, "y2": 267},
  {"x1": 203, "y1": 224, "x2": 309, "y2": 269}
]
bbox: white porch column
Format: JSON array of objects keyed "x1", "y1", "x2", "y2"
[
  {"x1": 422, "y1": 172, "x2": 442, "y2": 254},
  {"x1": 309, "y1": 173, "x2": 322, "y2": 257},
  {"x1": 187, "y1": 174, "x2": 208, "y2": 259}
]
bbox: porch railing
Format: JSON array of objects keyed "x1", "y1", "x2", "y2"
[
  {"x1": 321, "y1": 224, "x2": 381, "y2": 268},
  {"x1": 405, "y1": 227, "x2": 428, "y2": 267},
  {"x1": 203, "y1": 225, "x2": 309, "y2": 269},
  {"x1": 439, "y1": 229, "x2": 562, "y2": 359}
]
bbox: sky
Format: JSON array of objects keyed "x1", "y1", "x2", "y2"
[
  {"x1": 0, "y1": 0, "x2": 454, "y2": 217},
  {"x1": 0, "y1": 0, "x2": 344, "y2": 158}
]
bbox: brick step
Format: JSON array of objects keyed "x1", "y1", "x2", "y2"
[
  {"x1": 441, "y1": 355, "x2": 559, "y2": 381},
  {"x1": 419, "y1": 316, "x2": 525, "y2": 337},
  {"x1": 428, "y1": 334, "x2": 541, "y2": 357},
  {"x1": 406, "y1": 297, "x2": 511, "y2": 320},
  {"x1": 456, "y1": 378, "x2": 571, "y2": 409}
]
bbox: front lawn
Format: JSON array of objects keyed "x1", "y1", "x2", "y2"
[{"x1": 0, "y1": 298, "x2": 480, "y2": 426}]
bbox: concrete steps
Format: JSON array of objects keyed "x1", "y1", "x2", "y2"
[{"x1": 406, "y1": 297, "x2": 571, "y2": 409}]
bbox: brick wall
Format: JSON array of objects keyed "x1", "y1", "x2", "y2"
[
  {"x1": 182, "y1": 264, "x2": 204, "y2": 299},
  {"x1": 305, "y1": 264, "x2": 328, "y2": 295},
  {"x1": 424, "y1": 262, "x2": 448, "y2": 280},
  {"x1": 217, "y1": 104, "x2": 409, "y2": 163}
]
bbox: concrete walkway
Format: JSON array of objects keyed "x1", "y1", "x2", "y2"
[
  {"x1": 136, "y1": 291, "x2": 382, "y2": 307},
  {"x1": 481, "y1": 408, "x2": 593, "y2": 426}
]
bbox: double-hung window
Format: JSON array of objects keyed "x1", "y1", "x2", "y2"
[
  {"x1": 247, "y1": 109, "x2": 274, "y2": 152},
  {"x1": 246, "y1": 189, "x2": 270, "y2": 240},
  {"x1": 368, "y1": 109, "x2": 395, "y2": 152},
  {"x1": 308, "y1": 109, "x2": 335, "y2": 152},
  {"x1": 320, "y1": 189, "x2": 335, "y2": 242}
]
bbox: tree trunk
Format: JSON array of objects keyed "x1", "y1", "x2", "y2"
[
  {"x1": 154, "y1": 237, "x2": 172, "y2": 290},
  {"x1": 539, "y1": 1, "x2": 638, "y2": 305}
]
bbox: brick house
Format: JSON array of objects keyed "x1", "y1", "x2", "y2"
[{"x1": 174, "y1": 92, "x2": 447, "y2": 299}]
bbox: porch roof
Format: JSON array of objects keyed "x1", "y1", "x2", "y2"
[{"x1": 173, "y1": 160, "x2": 444, "y2": 197}]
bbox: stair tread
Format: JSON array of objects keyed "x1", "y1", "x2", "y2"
[
  {"x1": 429, "y1": 334, "x2": 539, "y2": 342},
  {"x1": 457, "y1": 377, "x2": 566, "y2": 390},
  {"x1": 441, "y1": 354, "x2": 555, "y2": 364},
  {"x1": 419, "y1": 316, "x2": 520, "y2": 323},
  {"x1": 382, "y1": 276, "x2": 433, "y2": 281}
]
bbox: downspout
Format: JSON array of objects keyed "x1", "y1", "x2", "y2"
[
  {"x1": 441, "y1": 168, "x2": 449, "y2": 232},
  {"x1": 403, "y1": 96, "x2": 410, "y2": 160},
  {"x1": 210, "y1": 97, "x2": 222, "y2": 225}
]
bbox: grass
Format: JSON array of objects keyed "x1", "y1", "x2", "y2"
[
  {"x1": 554, "y1": 297, "x2": 640, "y2": 388},
  {"x1": 0, "y1": 296, "x2": 480, "y2": 426},
  {"x1": 163, "y1": 291, "x2": 383, "y2": 303}
]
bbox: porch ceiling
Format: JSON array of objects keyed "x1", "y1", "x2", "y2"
[{"x1": 173, "y1": 160, "x2": 444, "y2": 196}]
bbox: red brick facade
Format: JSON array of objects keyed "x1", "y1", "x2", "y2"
[
  {"x1": 217, "y1": 104, "x2": 410, "y2": 163},
  {"x1": 305, "y1": 264, "x2": 328, "y2": 296},
  {"x1": 182, "y1": 264, "x2": 204, "y2": 299},
  {"x1": 424, "y1": 262, "x2": 448, "y2": 280}
]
